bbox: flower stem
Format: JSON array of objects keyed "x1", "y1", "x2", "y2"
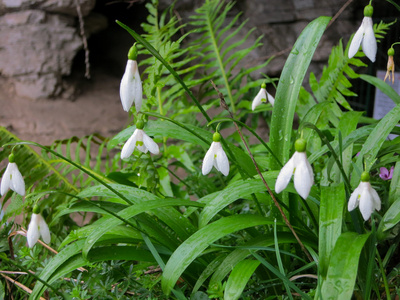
[
  {"x1": 376, "y1": 249, "x2": 391, "y2": 299},
  {"x1": 211, "y1": 81, "x2": 313, "y2": 262}
]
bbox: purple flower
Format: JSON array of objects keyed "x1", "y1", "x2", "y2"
[{"x1": 379, "y1": 166, "x2": 394, "y2": 180}]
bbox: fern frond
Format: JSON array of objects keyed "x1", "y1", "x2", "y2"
[
  {"x1": 373, "y1": 20, "x2": 397, "y2": 41},
  {"x1": 137, "y1": 0, "x2": 207, "y2": 120},
  {"x1": 45, "y1": 134, "x2": 120, "y2": 189},
  {"x1": 189, "y1": 0, "x2": 269, "y2": 114}
]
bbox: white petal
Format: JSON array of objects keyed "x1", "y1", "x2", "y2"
[
  {"x1": 267, "y1": 92, "x2": 275, "y2": 106},
  {"x1": 121, "y1": 129, "x2": 139, "y2": 159},
  {"x1": 361, "y1": 17, "x2": 377, "y2": 62},
  {"x1": 142, "y1": 131, "x2": 159, "y2": 155},
  {"x1": 293, "y1": 152, "x2": 313, "y2": 199},
  {"x1": 134, "y1": 130, "x2": 148, "y2": 153},
  {"x1": 134, "y1": 68, "x2": 143, "y2": 112},
  {"x1": 119, "y1": 60, "x2": 136, "y2": 112},
  {"x1": 369, "y1": 186, "x2": 381, "y2": 211},
  {"x1": 214, "y1": 143, "x2": 229, "y2": 176},
  {"x1": 348, "y1": 22, "x2": 365, "y2": 59},
  {"x1": 275, "y1": 153, "x2": 296, "y2": 194},
  {"x1": 359, "y1": 185, "x2": 374, "y2": 221},
  {"x1": 348, "y1": 185, "x2": 361, "y2": 211},
  {"x1": 38, "y1": 216, "x2": 51, "y2": 244},
  {"x1": 0, "y1": 163, "x2": 12, "y2": 196},
  {"x1": 27, "y1": 214, "x2": 40, "y2": 248},
  {"x1": 252, "y1": 88, "x2": 267, "y2": 111},
  {"x1": 9, "y1": 163, "x2": 25, "y2": 196},
  {"x1": 202, "y1": 142, "x2": 217, "y2": 175}
]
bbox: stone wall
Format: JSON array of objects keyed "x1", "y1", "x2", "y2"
[
  {"x1": 0, "y1": 0, "x2": 395, "y2": 100},
  {"x1": 0, "y1": 0, "x2": 106, "y2": 99}
]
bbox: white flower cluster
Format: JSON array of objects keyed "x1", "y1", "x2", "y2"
[{"x1": 1, "y1": 154, "x2": 51, "y2": 247}]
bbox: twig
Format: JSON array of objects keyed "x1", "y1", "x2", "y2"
[
  {"x1": 144, "y1": 267, "x2": 162, "y2": 274},
  {"x1": 328, "y1": 0, "x2": 354, "y2": 27},
  {"x1": 211, "y1": 81, "x2": 313, "y2": 262},
  {"x1": 290, "y1": 274, "x2": 318, "y2": 281},
  {"x1": 75, "y1": 0, "x2": 91, "y2": 79},
  {"x1": 0, "y1": 271, "x2": 28, "y2": 275},
  {"x1": 1, "y1": 273, "x2": 47, "y2": 300}
]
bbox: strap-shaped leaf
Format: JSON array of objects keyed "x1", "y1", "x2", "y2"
[
  {"x1": 269, "y1": 16, "x2": 330, "y2": 170},
  {"x1": 321, "y1": 232, "x2": 370, "y2": 299},
  {"x1": 319, "y1": 183, "x2": 345, "y2": 278},
  {"x1": 224, "y1": 260, "x2": 260, "y2": 300},
  {"x1": 161, "y1": 214, "x2": 276, "y2": 295}
]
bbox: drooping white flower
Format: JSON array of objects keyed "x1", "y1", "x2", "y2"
[
  {"x1": 348, "y1": 171, "x2": 381, "y2": 221},
  {"x1": 119, "y1": 44, "x2": 142, "y2": 112},
  {"x1": 27, "y1": 211, "x2": 51, "y2": 248},
  {"x1": 348, "y1": 5, "x2": 377, "y2": 62},
  {"x1": 1, "y1": 154, "x2": 25, "y2": 196},
  {"x1": 275, "y1": 138, "x2": 314, "y2": 199},
  {"x1": 252, "y1": 83, "x2": 275, "y2": 111},
  {"x1": 202, "y1": 132, "x2": 229, "y2": 176},
  {"x1": 121, "y1": 121, "x2": 159, "y2": 159}
]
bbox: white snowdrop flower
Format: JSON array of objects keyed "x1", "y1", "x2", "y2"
[
  {"x1": 120, "y1": 44, "x2": 142, "y2": 112},
  {"x1": 202, "y1": 132, "x2": 229, "y2": 176},
  {"x1": 121, "y1": 121, "x2": 159, "y2": 159},
  {"x1": 348, "y1": 5, "x2": 377, "y2": 62},
  {"x1": 27, "y1": 208, "x2": 51, "y2": 248},
  {"x1": 275, "y1": 138, "x2": 314, "y2": 199},
  {"x1": 1, "y1": 154, "x2": 25, "y2": 196},
  {"x1": 252, "y1": 83, "x2": 275, "y2": 111},
  {"x1": 348, "y1": 171, "x2": 381, "y2": 221}
]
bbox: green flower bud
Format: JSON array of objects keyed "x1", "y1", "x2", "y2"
[
  {"x1": 127, "y1": 44, "x2": 138, "y2": 60},
  {"x1": 294, "y1": 138, "x2": 307, "y2": 152},
  {"x1": 388, "y1": 47, "x2": 395, "y2": 57},
  {"x1": 136, "y1": 120, "x2": 145, "y2": 130},
  {"x1": 8, "y1": 153, "x2": 15, "y2": 163},
  {"x1": 364, "y1": 5, "x2": 373, "y2": 17},
  {"x1": 213, "y1": 132, "x2": 222, "y2": 142},
  {"x1": 361, "y1": 171, "x2": 370, "y2": 182},
  {"x1": 261, "y1": 83, "x2": 266, "y2": 89},
  {"x1": 32, "y1": 205, "x2": 41, "y2": 214}
]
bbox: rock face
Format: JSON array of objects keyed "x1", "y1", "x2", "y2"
[
  {"x1": 0, "y1": 0, "x2": 102, "y2": 99},
  {"x1": 0, "y1": 0, "x2": 391, "y2": 100}
]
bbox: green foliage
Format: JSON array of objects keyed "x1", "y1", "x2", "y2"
[
  {"x1": 139, "y1": 0, "x2": 208, "y2": 121},
  {"x1": 2, "y1": 1, "x2": 400, "y2": 300},
  {"x1": 189, "y1": 0, "x2": 271, "y2": 114}
]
